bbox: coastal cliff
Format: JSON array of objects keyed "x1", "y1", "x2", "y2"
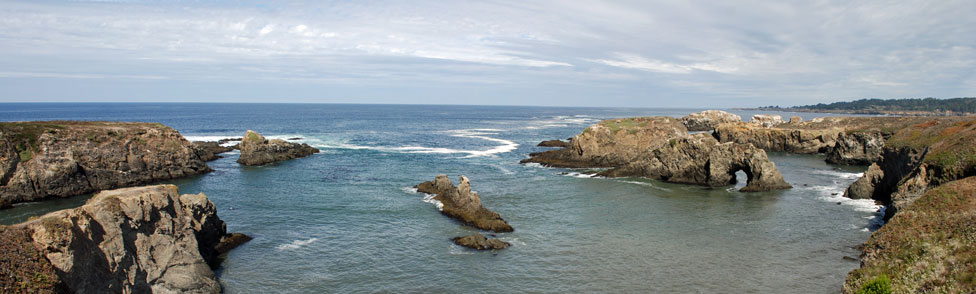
[
  {"x1": 843, "y1": 177, "x2": 976, "y2": 293},
  {"x1": 0, "y1": 185, "x2": 247, "y2": 293},
  {"x1": 0, "y1": 121, "x2": 213, "y2": 208},
  {"x1": 237, "y1": 130, "x2": 319, "y2": 166},
  {"x1": 523, "y1": 116, "x2": 791, "y2": 192}
]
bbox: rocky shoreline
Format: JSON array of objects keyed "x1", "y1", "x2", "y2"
[{"x1": 0, "y1": 185, "x2": 248, "y2": 293}]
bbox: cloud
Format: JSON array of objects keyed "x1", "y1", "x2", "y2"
[{"x1": 0, "y1": 0, "x2": 973, "y2": 106}]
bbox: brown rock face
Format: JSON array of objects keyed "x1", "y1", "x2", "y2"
[
  {"x1": 844, "y1": 147, "x2": 929, "y2": 220},
  {"x1": 9, "y1": 185, "x2": 247, "y2": 293},
  {"x1": 416, "y1": 175, "x2": 513, "y2": 232},
  {"x1": 237, "y1": 130, "x2": 319, "y2": 166},
  {"x1": 825, "y1": 131, "x2": 885, "y2": 165},
  {"x1": 0, "y1": 121, "x2": 213, "y2": 208},
  {"x1": 681, "y1": 110, "x2": 742, "y2": 131},
  {"x1": 524, "y1": 117, "x2": 791, "y2": 192},
  {"x1": 452, "y1": 234, "x2": 510, "y2": 250},
  {"x1": 537, "y1": 139, "x2": 570, "y2": 148}
]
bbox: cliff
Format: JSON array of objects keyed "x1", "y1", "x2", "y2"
[
  {"x1": 523, "y1": 117, "x2": 791, "y2": 192},
  {"x1": 416, "y1": 175, "x2": 513, "y2": 233},
  {"x1": 0, "y1": 185, "x2": 247, "y2": 293},
  {"x1": 0, "y1": 121, "x2": 213, "y2": 208},
  {"x1": 237, "y1": 130, "x2": 319, "y2": 166},
  {"x1": 843, "y1": 176, "x2": 976, "y2": 293}
]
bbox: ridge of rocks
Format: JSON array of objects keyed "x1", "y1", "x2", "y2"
[
  {"x1": 416, "y1": 175, "x2": 513, "y2": 233},
  {"x1": 236, "y1": 130, "x2": 319, "y2": 166}
]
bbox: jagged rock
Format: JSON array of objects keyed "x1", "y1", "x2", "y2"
[
  {"x1": 524, "y1": 117, "x2": 791, "y2": 192},
  {"x1": 713, "y1": 122, "x2": 844, "y2": 154},
  {"x1": 825, "y1": 131, "x2": 885, "y2": 165},
  {"x1": 789, "y1": 116, "x2": 803, "y2": 124},
  {"x1": 844, "y1": 163, "x2": 882, "y2": 200},
  {"x1": 237, "y1": 130, "x2": 319, "y2": 166},
  {"x1": 681, "y1": 110, "x2": 742, "y2": 132},
  {"x1": 415, "y1": 175, "x2": 513, "y2": 232},
  {"x1": 0, "y1": 121, "x2": 213, "y2": 208},
  {"x1": 537, "y1": 139, "x2": 570, "y2": 148},
  {"x1": 844, "y1": 147, "x2": 928, "y2": 220},
  {"x1": 751, "y1": 114, "x2": 785, "y2": 128},
  {"x1": 4, "y1": 185, "x2": 248, "y2": 293},
  {"x1": 452, "y1": 234, "x2": 510, "y2": 250},
  {"x1": 192, "y1": 141, "x2": 235, "y2": 162}
]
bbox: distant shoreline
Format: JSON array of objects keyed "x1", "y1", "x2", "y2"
[{"x1": 734, "y1": 107, "x2": 974, "y2": 117}]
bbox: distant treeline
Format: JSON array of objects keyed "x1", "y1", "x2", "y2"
[{"x1": 759, "y1": 97, "x2": 976, "y2": 114}]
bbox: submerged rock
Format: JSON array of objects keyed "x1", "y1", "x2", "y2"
[
  {"x1": 415, "y1": 175, "x2": 513, "y2": 232},
  {"x1": 0, "y1": 121, "x2": 213, "y2": 208},
  {"x1": 2, "y1": 184, "x2": 248, "y2": 293},
  {"x1": 523, "y1": 116, "x2": 791, "y2": 192},
  {"x1": 537, "y1": 139, "x2": 570, "y2": 148},
  {"x1": 681, "y1": 110, "x2": 742, "y2": 132},
  {"x1": 237, "y1": 130, "x2": 319, "y2": 166},
  {"x1": 453, "y1": 233, "x2": 510, "y2": 250}
]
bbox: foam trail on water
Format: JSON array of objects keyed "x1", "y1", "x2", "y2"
[
  {"x1": 277, "y1": 238, "x2": 318, "y2": 250},
  {"x1": 403, "y1": 186, "x2": 443, "y2": 211},
  {"x1": 308, "y1": 129, "x2": 518, "y2": 158}
]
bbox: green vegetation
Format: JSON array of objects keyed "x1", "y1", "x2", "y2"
[
  {"x1": 0, "y1": 226, "x2": 66, "y2": 292},
  {"x1": 855, "y1": 275, "x2": 892, "y2": 294},
  {"x1": 845, "y1": 177, "x2": 976, "y2": 293},
  {"x1": 762, "y1": 97, "x2": 976, "y2": 114},
  {"x1": 0, "y1": 122, "x2": 66, "y2": 162},
  {"x1": 244, "y1": 131, "x2": 264, "y2": 142},
  {"x1": 600, "y1": 118, "x2": 650, "y2": 133}
]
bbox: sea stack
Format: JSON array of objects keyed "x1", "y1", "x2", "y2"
[
  {"x1": 237, "y1": 130, "x2": 319, "y2": 166},
  {"x1": 415, "y1": 175, "x2": 513, "y2": 233}
]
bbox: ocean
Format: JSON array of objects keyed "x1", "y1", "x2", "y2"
[{"x1": 0, "y1": 103, "x2": 880, "y2": 293}]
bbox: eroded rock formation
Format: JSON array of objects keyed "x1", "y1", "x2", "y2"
[
  {"x1": 237, "y1": 130, "x2": 319, "y2": 166},
  {"x1": 192, "y1": 141, "x2": 236, "y2": 162},
  {"x1": 0, "y1": 121, "x2": 213, "y2": 208},
  {"x1": 681, "y1": 110, "x2": 742, "y2": 132},
  {"x1": 0, "y1": 185, "x2": 248, "y2": 293},
  {"x1": 416, "y1": 175, "x2": 513, "y2": 232},
  {"x1": 523, "y1": 117, "x2": 791, "y2": 192}
]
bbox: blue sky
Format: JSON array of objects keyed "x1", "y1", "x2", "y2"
[{"x1": 0, "y1": 0, "x2": 973, "y2": 107}]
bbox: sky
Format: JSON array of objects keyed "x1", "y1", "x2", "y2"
[{"x1": 0, "y1": 0, "x2": 974, "y2": 107}]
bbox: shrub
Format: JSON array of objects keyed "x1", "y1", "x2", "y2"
[{"x1": 856, "y1": 274, "x2": 892, "y2": 294}]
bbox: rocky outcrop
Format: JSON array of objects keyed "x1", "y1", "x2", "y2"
[
  {"x1": 844, "y1": 147, "x2": 928, "y2": 220},
  {"x1": 452, "y1": 234, "x2": 510, "y2": 250},
  {"x1": 681, "y1": 110, "x2": 741, "y2": 132},
  {"x1": 825, "y1": 131, "x2": 885, "y2": 165},
  {"x1": 415, "y1": 175, "x2": 513, "y2": 232},
  {"x1": 0, "y1": 185, "x2": 248, "y2": 293},
  {"x1": 0, "y1": 121, "x2": 213, "y2": 208},
  {"x1": 713, "y1": 122, "x2": 844, "y2": 154},
  {"x1": 751, "y1": 114, "x2": 785, "y2": 128},
  {"x1": 843, "y1": 177, "x2": 976, "y2": 293},
  {"x1": 524, "y1": 117, "x2": 791, "y2": 192},
  {"x1": 537, "y1": 139, "x2": 570, "y2": 148},
  {"x1": 236, "y1": 130, "x2": 319, "y2": 166},
  {"x1": 192, "y1": 141, "x2": 235, "y2": 162}
]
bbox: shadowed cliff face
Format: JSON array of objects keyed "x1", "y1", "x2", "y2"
[
  {"x1": 523, "y1": 116, "x2": 791, "y2": 192},
  {"x1": 1, "y1": 185, "x2": 245, "y2": 294},
  {"x1": 0, "y1": 121, "x2": 213, "y2": 208}
]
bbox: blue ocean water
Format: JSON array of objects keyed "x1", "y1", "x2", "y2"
[{"x1": 0, "y1": 103, "x2": 879, "y2": 293}]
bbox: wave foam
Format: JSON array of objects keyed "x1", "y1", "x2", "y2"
[
  {"x1": 403, "y1": 186, "x2": 443, "y2": 211},
  {"x1": 309, "y1": 129, "x2": 518, "y2": 158},
  {"x1": 277, "y1": 238, "x2": 318, "y2": 250}
]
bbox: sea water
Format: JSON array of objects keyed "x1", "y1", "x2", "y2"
[{"x1": 0, "y1": 103, "x2": 879, "y2": 293}]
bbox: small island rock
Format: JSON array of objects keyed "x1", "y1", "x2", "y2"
[
  {"x1": 416, "y1": 175, "x2": 513, "y2": 232},
  {"x1": 453, "y1": 233, "x2": 511, "y2": 250},
  {"x1": 237, "y1": 130, "x2": 319, "y2": 166}
]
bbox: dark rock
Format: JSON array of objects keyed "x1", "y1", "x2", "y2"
[
  {"x1": 286, "y1": 137, "x2": 303, "y2": 140},
  {"x1": 416, "y1": 175, "x2": 513, "y2": 232},
  {"x1": 215, "y1": 233, "x2": 253, "y2": 255},
  {"x1": 842, "y1": 256, "x2": 858, "y2": 262},
  {"x1": 537, "y1": 139, "x2": 570, "y2": 148},
  {"x1": 452, "y1": 233, "x2": 510, "y2": 250},
  {"x1": 0, "y1": 121, "x2": 213, "y2": 208},
  {"x1": 845, "y1": 147, "x2": 929, "y2": 220},
  {"x1": 237, "y1": 130, "x2": 319, "y2": 166},
  {"x1": 192, "y1": 141, "x2": 235, "y2": 161},
  {"x1": 825, "y1": 131, "x2": 885, "y2": 165}
]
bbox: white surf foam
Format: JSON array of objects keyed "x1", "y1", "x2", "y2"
[
  {"x1": 277, "y1": 238, "x2": 318, "y2": 250},
  {"x1": 562, "y1": 172, "x2": 597, "y2": 178},
  {"x1": 404, "y1": 186, "x2": 444, "y2": 211},
  {"x1": 619, "y1": 180, "x2": 673, "y2": 192},
  {"x1": 308, "y1": 129, "x2": 518, "y2": 158}
]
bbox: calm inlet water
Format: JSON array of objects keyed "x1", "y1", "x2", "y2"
[{"x1": 0, "y1": 104, "x2": 880, "y2": 293}]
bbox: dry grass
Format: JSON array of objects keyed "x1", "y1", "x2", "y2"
[
  {"x1": 845, "y1": 176, "x2": 976, "y2": 293},
  {"x1": 0, "y1": 226, "x2": 66, "y2": 293}
]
